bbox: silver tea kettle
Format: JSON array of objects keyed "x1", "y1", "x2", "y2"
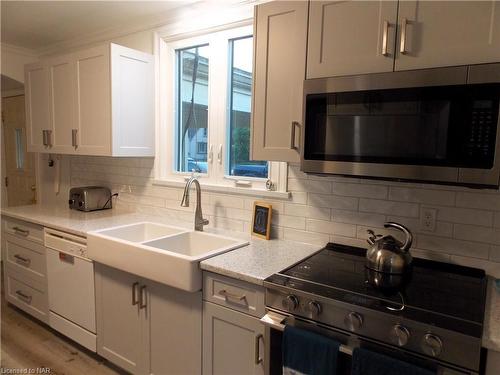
[{"x1": 366, "y1": 222, "x2": 413, "y2": 274}]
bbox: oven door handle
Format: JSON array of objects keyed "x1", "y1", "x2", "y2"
[{"x1": 260, "y1": 311, "x2": 287, "y2": 331}]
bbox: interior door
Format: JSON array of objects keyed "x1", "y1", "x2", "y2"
[
  {"x1": 2, "y1": 95, "x2": 37, "y2": 207},
  {"x1": 396, "y1": 1, "x2": 500, "y2": 71},
  {"x1": 307, "y1": 0, "x2": 398, "y2": 78}
]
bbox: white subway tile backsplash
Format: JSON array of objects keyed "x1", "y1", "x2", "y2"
[
  {"x1": 417, "y1": 234, "x2": 490, "y2": 259},
  {"x1": 288, "y1": 178, "x2": 332, "y2": 194},
  {"x1": 436, "y1": 206, "x2": 493, "y2": 227},
  {"x1": 284, "y1": 204, "x2": 331, "y2": 221},
  {"x1": 332, "y1": 182, "x2": 387, "y2": 199},
  {"x1": 308, "y1": 193, "x2": 358, "y2": 210},
  {"x1": 306, "y1": 219, "x2": 357, "y2": 237},
  {"x1": 69, "y1": 156, "x2": 500, "y2": 275},
  {"x1": 388, "y1": 187, "x2": 455, "y2": 206},
  {"x1": 359, "y1": 198, "x2": 419, "y2": 218}
]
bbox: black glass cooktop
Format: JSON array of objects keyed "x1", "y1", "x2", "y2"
[{"x1": 265, "y1": 243, "x2": 487, "y2": 336}]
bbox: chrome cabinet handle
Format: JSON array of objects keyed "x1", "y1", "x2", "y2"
[
  {"x1": 218, "y1": 289, "x2": 247, "y2": 302},
  {"x1": 12, "y1": 227, "x2": 29, "y2": 236},
  {"x1": 15, "y1": 290, "x2": 32, "y2": 304},
  {"x1": 72, "y1": 129, "x2": 78, "y2": 148},
  {"x1": 290, "y1": 121, "x2": 300, "y2": 150},
  {"x1": 132, "y1": 282, "x2": 139, "y2": 306},
  {"x1": 139, "y1": 285, "x2": 147, "y2": 309},
  {"x1": 254, "y1": 334, "x2": 263, "y2": 364},
  {"x1": 400, "y1": 18, "x2": 408, "y2": 54},
  {"x1": 14, "y1": 254, "x2": 31, "y2": 266},
  {"x1": 43, "y1": 130, "x2": 52, "y2": 147},
  {"x1": 42, "y1": 130, "x2": 48, "y2": 146},
  {"x1": 381, "y1": 20, "x2": 389, "y2": 56}
]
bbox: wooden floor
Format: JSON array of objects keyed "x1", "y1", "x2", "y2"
[{"x1": 1, "y1": 280, "x2": 126, "y2": 374}]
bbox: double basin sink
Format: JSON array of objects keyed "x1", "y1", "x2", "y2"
[{"x1": 87, "y1": 222, "x2": 248, "y2": 292}]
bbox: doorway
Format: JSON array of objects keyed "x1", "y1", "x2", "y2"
[{"x1": 1, "y1": 83, "x2": 37, "y2": 207}]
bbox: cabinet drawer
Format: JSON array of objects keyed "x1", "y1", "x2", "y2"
[
  {"x1": 5, "y1": 234, "x2": 46, "y2": 283},
  {"x1": 3, "y1": 217, "x2": 44, "y2": 244},
  {"x1": 5, "y1": 268, "x2": 48, "y2": 323},
  {"x1": 203, "y1": 272, "x2": 265, "y2": 318}
]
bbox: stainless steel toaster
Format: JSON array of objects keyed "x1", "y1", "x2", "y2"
[{"x1": 69, "y1": 186, "x2": 112, "y2": 212}]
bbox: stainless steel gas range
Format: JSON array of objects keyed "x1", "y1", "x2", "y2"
[{"x1": 261, "y1": 243, "x2": 487, "y2": 375}]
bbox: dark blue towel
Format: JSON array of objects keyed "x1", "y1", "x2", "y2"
[
  {"x1": 283, "y1": 325, "x2": 341, "y2": 375},
  {"x1": 352, "y1": 347, "x2": 436, "y2": 375}
]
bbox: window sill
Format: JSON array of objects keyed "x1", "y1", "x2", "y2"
[{"x1": 153, "y1": 179, "x2": 291, "y2": 199}]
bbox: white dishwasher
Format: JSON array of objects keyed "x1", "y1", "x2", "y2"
[{"x1": 45, "y1": 228, "x2": 96, "y2": 351}]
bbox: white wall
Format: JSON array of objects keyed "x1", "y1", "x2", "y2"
[{"x1": 1, "y1": 43, "x2": 38, "y2": 83}]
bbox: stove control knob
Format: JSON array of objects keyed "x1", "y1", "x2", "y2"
[
  {"x1": 344, "y1": 312, "x2": 363, "y2": 332},
  {"x1": 422, "y1": 333, "x2": 443, "y2": 357},
  {"x1": 390, "y1": 324, "x2": 410, "y2": 347},
  {"x1": 307, "y1": 301, "x2": 322, "y2": 316},
  {"x1": 282, "y1": 295, "x2": 299, "y2": 311}
]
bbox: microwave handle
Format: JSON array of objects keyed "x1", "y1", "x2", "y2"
[{"x1": 290, "y1": 121, "x2": 300, "y2": 151}]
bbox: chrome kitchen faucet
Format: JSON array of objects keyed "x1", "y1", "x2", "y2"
[{"x1": 181, "y1": 177, "x2": 209, "y2": 231}]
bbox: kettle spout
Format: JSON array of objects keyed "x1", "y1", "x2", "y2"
[{"x1": 366, "y1": 229, "x2": 377, "y2": 246}]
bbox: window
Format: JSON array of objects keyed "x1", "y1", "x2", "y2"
[{"x1": 157, "y1": 25, "x2": 286, "y2": 193}]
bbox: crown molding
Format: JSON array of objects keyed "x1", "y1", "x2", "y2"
[{"x1": 1, "y1": 43, "x2": 39, "y2": 57}]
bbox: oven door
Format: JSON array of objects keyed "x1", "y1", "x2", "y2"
[{"x1": 260, "y1": 310, "x2": 478, "y2": 375}]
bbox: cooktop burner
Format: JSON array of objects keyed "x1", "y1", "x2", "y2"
[{"x1": 265, "y1": 243, "x2": 487, "y2": 336}]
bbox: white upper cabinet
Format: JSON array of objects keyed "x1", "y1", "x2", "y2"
[
  {"x1": 25, "y1": 63, "x2": 51, "y2": 152},
  {"x1": 251, "y1": 1, "x2": 308, "y2": 163},
  {"x1": 307, "y1": 1, "x2": 398, "y2": 78},
  {"x1": 48, "y1": 55, "x2": 76, "y2": 153},
  {"x1": 25, "y1": 43, "x2": 155, "y2": 157},
  {"x1": 395, "y1": 1, "x2": 500, "y2": 71}
]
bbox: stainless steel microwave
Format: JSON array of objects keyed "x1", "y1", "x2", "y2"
[{"x1": 301, "y1": 63, "x2": 500, "y2": 188}]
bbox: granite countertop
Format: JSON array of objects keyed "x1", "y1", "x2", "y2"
[
  {"x1": 2, "y1": 204, "x2": 499, "y2": 352},
  {"x1": 1, "y1": 204, "x2": 321, "y2": 286}
]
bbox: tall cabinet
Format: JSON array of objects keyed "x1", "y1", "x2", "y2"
[
  {"x1": 251, "y1": 1, "x2": 308, "y2": 163},
  {"x1": 25, "y1": 43, "x2": 154, "y2": 157}
]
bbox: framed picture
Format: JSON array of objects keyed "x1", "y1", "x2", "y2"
[{"x1": 252, "y1": 202, "x2": 272, "y2": 240}]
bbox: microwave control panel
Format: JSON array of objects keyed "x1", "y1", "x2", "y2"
[{"x1": 465, "y1": 99, "x2": 497, "y2": 161}]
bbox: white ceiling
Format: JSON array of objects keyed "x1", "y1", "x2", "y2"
[{"x1": 1, "y1": 1, "x2": 195, "y2": 50}]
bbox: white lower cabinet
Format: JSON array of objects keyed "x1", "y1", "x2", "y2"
[
  {"x1": 94, "y1": 263, "x2": 202, "y2": 375},
  {"x1": 203, "y1": 302, "x2": 265, "y2": 375},
  {"x1": 202, "y1": 272, "x2": 266, "y2": 375}
]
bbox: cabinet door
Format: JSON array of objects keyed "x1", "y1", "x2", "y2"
[
  {"x1": 251, "y1": 1, "x2": 308, "y2": 163},
  {"x1": 25, "y1": 62, "x2": 51, "y2": 153},
  {"x1": 396, "y1": 1, "x2": 500, "y2": 71},
  {"x1": 146, "y1": 281, "x2": 202, "y2": 375},
  {"x1": 110, "y1": 44, "x2": 155, "y2": 157},
  {"x1": 73, "y1": 45, "x2": 112, "y2": 155},
  {"x1": 95, "y1": 264, "x2": 146, "y2": 374},
  {"x1": 203, "y1": 302, "x2": 264, "y2": 375},
  {"x1": 307, "y1": 1, "x2": 398, "y2": 78},
  {"x1": 47, "y1": 55, "x2": 76, "y2": 153}
]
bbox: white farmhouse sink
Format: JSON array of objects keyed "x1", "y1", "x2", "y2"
[{"x1": 87, "y1": 222, "x2": 248, "y2": 292}]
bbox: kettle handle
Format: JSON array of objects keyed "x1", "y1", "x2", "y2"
[{"x1": 384, "y1": 222, "x2": 413, "y2": 251}]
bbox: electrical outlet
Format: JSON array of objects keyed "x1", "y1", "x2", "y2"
[{"x1": 420, "y1": 207, "x2": 437, "y2": 232}]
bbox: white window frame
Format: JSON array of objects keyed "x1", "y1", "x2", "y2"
[{"x1": 154, "y1": 24, "x2": 288, "y2": 198}]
